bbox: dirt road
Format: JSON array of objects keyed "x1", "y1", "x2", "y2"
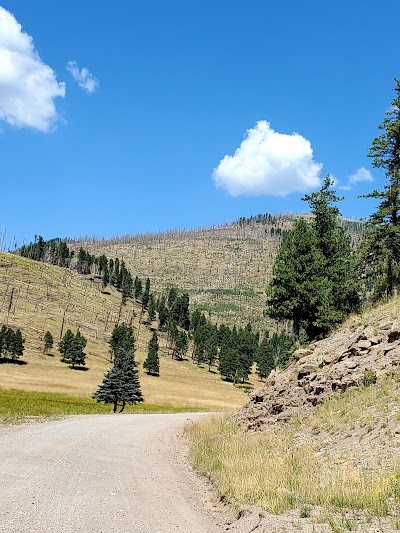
[{"x1": 0, "y1": 414, "x2": 222, "y2": 533}]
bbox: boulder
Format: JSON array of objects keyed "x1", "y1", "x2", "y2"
[
  {"x1": 345, "y1": 360, "x2": 358, "y2": 370},
  {"x1": 323, "y1": 353, "x2": 342, "y2": 365},
  {"x1": 298, "y1": 364, "x2": 318, "y2": 379},
  {"x1": 369, "y1": 336, "x2": 383, "y2": 345},
  {"x1": 293, "y1": 348, "x2": 314, "y2": 360},
  {"x1": 357, "y1": 339, "x2": 372, "y2": 350}
]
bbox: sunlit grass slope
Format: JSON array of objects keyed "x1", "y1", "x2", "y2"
[{"x1": 0, "y1": 252, "x2": 253, "y2": 412}]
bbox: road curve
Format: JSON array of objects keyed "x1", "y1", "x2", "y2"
[{"x1": 0, "y1": 413, "x2": 222, "y2": 533}]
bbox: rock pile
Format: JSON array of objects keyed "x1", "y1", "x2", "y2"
[{"x1": 237, "y1": 314, "x2": 400, "y2": 430}]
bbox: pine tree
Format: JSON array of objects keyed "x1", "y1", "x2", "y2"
[
  {"x1": 142, "y1": 278, "x2": 151, "y2": 309},
  {"x1": 134, "y1": 276, "x2": 143, "y2": 301},
  {"x1": 256, "y1": 333, "x2": 274, "y2": 380},
  {"x1": 9, "y1": 329, "x2": 25, "y2": 360},
  {"x1": 193, "y1": 323, "x2": 218, "y2": 370},
  {"x1": 143, "y1": 331, "x2": 160, "y2": 375},
  {"x1": 361, "y1": 78, "x2": 400, "y2": 300},
  {"x1": 58, "y1": 330, "x2": 87, "y2": 368},
  {"x1": 173, "y1": 330, "x2": 188, "y2": 360},
  {"x1": 121, "y1": 271, "x2": 133, "y2": 303},
  {"x1": 43, "y1": 331, "x2": 54, "y2": 354},
  {"x1": 267, "y1": 178, "x2": 361, "y2": 339},
  {"x1": 93, "y1": 349, "x2": 143, "y2": 412},
  {"x1": 62, "y1": 331, "x2": 87, "y2": 369},
  {"x1": 109, "y1": 323, "x2": 135, "y2": 362},
  {"x1": 266, "y1": 218, "x2": 331, "y2": 338},
  {"x1": 303, "y1": 175, "x2": 361, "y2": 322},
  {"x1": 167, "y1": 287, "x2": 178, "y2": 309},
  {"x1": 58, "y1": 329, "x2": 75, "y2": 362},
  {"x1": 102, "y1": 264, "x2": 109, "y2": 288},
  {"x1": 219, "y1": 345, "x2": 239, "y2": 382},
  {"x1": 147, "y1": 294, "x2": 156, "y2": 324},
  {"x1": 157, "y1": 297, "x2": 169, "y2": 330}
]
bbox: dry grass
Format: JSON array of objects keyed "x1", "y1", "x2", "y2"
[
  {"x1": 0, "y1": 252, "x2": 254, "y2": 411},
  {"x1": 74, "y1": 218, "x2": 365, "y2": 331},
  {"x1": 73, "y1": 220, "x2": 287, "y2": 331},
  {"x1": 186, "y1": 378, "x2": 400, "y2": 520}
]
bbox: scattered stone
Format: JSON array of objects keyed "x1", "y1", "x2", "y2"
[
  {"x1": 323, "y1": 353, "x2": 342, "y2": 365},
  {"x1": 369, "y1": 336, "x2": 383, "y2": 345},
  {"x1": 348, "y1": 346, "x2": 363, "y2": 357},
  {"x1": 293, "y1": 348, "x2": 313, "y2": 360},
  {"x1": 345, "y1": 360, "x2": 358, "y2": 370},
  {"x1": 357, "y1": 339, "x2": 372, "y2": 350},
  {"x1": 298, "y1": 364, "x2": 318, "y2": 378}
]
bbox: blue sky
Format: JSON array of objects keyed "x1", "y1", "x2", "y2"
[{"x1": 0, "y1": 1, "x2": 399, "y2": 246}]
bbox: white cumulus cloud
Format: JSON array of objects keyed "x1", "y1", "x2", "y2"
[
  {"x1": 0, "y1": 6, "x2": 66, "y2": 132},
  {"x1": 213, "y1": 121, "x2": 323, "y2": 196},
  {"x1": 348, "y1": 166, "x2": 373, "y2": 184},
  {"x1": 67, "y1": 61, "x2": 98, "y2": 94}
]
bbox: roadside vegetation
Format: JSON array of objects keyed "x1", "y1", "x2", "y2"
[
  {"x1": 187, "y1": 375, "x2": 400, "y2": 526},
  {"x1": 0, "y1": 388, "x2": 204, "y2": 424}
]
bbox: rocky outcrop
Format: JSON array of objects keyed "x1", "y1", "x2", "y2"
[{"x1": 237, "y1": 313, "x2": 400, "y2": 430}]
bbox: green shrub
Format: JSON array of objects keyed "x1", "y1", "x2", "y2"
[{"x1": 362, "y1": 369, "x2": 377, "y2": 387}]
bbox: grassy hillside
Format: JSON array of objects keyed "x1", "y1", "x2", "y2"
[
  {"x1": 72, "y1": 216, "x2": 290, "y2": 331},
  {"x1": 73, "y1": 215, "x2": 365, "y2": 331},
  {"x1": 0, "y1": 252, "x2": 253, "y2": 412}
]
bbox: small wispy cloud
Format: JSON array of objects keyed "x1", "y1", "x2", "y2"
[
  {"x1": 213, "y1": 121, "x2": 322, "y2": 196},
  {"x1": 349, "y1": 167, "x2": 373, "y2": 185},
  {"x1": 338, "y1": 166, "x2": 373, "y2": 191},
  {"x1": 66, "y1": 61, "x2": 98, "y2": 94},
  {"x1": 0, "y1": 6, "x2": 66, "y2": 132}
]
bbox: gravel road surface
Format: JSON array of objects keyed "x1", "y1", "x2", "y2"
[{"x1": 0, "y1": 414, "x2": 222, "y2": 533}]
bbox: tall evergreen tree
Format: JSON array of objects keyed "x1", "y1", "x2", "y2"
[
  {"x1": 361, "y1": 78, "x2": 400, "y2": 300},
  {"x1": 5, "y1": 328, "x2": 25, "y2": 360},
  {"x1": 172, "y1": 330, "x2": 188, "y2": 360},
  {"x1": 109, "y1": 323, "x2": 135, "y2": 362},
  {"x1": 102, "y1": 264, "x2": 110, "y2": 288},
  {"x1": 43, "y1": 331, "x2": 54, "y2": 354},
  {"x1": 256, "y1": 333, "x2": 274, "y2": 380},
  {"x1": 58, "y1": 329, "x2": 75, "y2": 362},
  {"x1": 143, "y1": 331, "x2": 160, "y2": 375},
  {"x1": 59, "y1": 330, "x2": 87, "y2": 368},
  {"x1": 142, "y1": 278, "x2": 151, "y2": 309},
  {"x1": 147, "y1": 294, "x2": 156, "y2": 324},
  {"x1": 268, "y1": 178, "x2": 361, "y2": 339},
  {"x1": 93, "y1": 349, "x2": 143, "y2": 412},
  {"x1": 121, "y1": 271, "x2": 133, "y2": 303},
  {"x1": 134, "y1": 276, "x2": 143, "y2": 301},
  {"x1": 157, "y1": 296, "x2": 169, "y2": 330},
  {"x1": 303, "y1": 175, "x2": 361, "y2": 321},
  {"x1": 266, "y1": 218, "x2": 331, "y2": 338}
]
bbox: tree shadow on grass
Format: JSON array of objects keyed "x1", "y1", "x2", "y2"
[
  {"x1": 70, "y1": 366, "x2": 89, "y2": 371},
  {"x1": 0, "y1": 357, "x2": 27, "y2": 365}
]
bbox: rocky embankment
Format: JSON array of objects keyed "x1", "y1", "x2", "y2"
[{"x1": 237, "y1": 310, "x2": 400, "y2": 430}]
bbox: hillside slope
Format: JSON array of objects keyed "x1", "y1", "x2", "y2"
[
  {"x1": 73, "y1": 216, "x2": 365, "y2": 331},
  {"x1": 0, "y1": 252, "x2": 251, "y2": 410},
  {"x1": 188, "y1": 298, "x2": 400, "y2": 531},
  {"x1": 73, "y1": 217, "x2": 290, "y2": 330}
]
